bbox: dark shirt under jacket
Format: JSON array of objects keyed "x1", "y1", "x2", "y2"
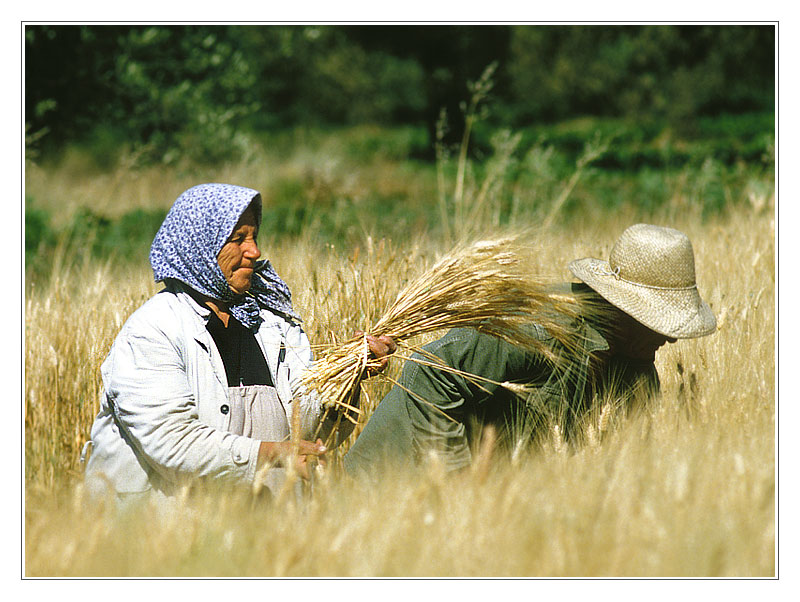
[{"x1": 205, "y1": 311, "x2": 274, "y2": 387}]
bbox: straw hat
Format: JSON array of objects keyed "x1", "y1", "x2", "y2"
[{"x1": 569, "y1": 224, "x2": 716, "y2": 339}]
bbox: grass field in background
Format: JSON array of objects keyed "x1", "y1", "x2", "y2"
[{"x1": 24, "y1": 120, "x2": 775, "y2": 576}]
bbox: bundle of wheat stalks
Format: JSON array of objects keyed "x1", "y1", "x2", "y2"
[{"x1": 303, "y1": 236, "x2": 587, "y2": 439}]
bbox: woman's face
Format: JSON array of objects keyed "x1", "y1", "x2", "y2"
[{"x1": 217, "y1": 205, "x2": 261, "y2": 295}]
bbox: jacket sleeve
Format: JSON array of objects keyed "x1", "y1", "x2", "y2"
[
  {"x1": 395, "y1": 326, "x2": 550, "y2": 469},
  {"x1": 408, "y1": 326, "x2": 550, "y2": 407},
  {"x1": 103, "y1": 315, "x2": 261, "y2": 487}
]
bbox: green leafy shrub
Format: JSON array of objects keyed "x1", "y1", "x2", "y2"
[
  {"x1": 25, "y1": 206, "x2": 169, "y2": 279},
  {"x1": 25, "y1": 204, "x2": 55, "y2": 265}
]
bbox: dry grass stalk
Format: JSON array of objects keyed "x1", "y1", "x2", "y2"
[
  {"x1": 598, "y1": 402, "x2": 613, "y2": 433},
  {"x1": 303, "y1": 237, "x2": 585, "y2": 428},
  {"x1": 551, "y1": 424, "x2": 565, "y2": 454},
  {"x1": 471, "y1": 426, "x2": 497, "y2": 484}
]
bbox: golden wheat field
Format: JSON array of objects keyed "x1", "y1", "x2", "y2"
[{"x1": 23, "y1": 150, "x2": 776, "y2": 579}]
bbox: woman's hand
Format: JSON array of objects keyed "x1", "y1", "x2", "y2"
[
  {"x1": 257, "y1": 439, "x2": 327, "y2": 480},
  {"x1": 355, "y1": 332, "x2": 397, "y2": 377}
]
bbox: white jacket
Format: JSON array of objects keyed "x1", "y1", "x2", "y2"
[{"x1": 85, "y1": 282, "x2": 326, "y2": 498}]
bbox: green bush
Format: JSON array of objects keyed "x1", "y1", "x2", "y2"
[
  {"x1": 263, "y1": 180, "x2": 310, "y2": 238},
  {"x1": 107, "y1": 209, "x2": 169, "y2": 260},
  {"x1": 25, "y1": 204, "x2": 55, "y2": 264},
  {"x1": 26, "y1": 25, "x2": 774, "y2": 168},
  {"x1": 339, "y1": 125, "x2": 430, "y2": 162},
  {"x1": 25, "y1": 206, "x2": 169, "y2": 278}
]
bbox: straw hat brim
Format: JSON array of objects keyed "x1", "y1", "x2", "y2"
[{"x1": 569, "y1": 258, "x2": 716, "y2": 339}]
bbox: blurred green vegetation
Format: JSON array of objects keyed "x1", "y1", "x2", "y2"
[
  {"x1": 25, "y1": 111, "x2": 774, "y2": 280},
  {"x1": 25, "y1": 24, "x2": 774, "y2": 165},
  {"x1": 24, "y1": 24, "x2": 775, "y2": 279},
  {"x1": 24, "y1": 203, "x2": 169, "y2": 279}
]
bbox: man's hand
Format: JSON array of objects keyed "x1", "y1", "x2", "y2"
[
  {"x1": 355, "y1": 332, "x2": 397, "y2": 376},
  {"x1": 257, "y1": 439, "x2": 327, "y2": 480}
]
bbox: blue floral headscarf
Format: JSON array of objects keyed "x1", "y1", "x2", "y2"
[{"x1": 150, "y1": 183, "x2": 297, "y2": 330}]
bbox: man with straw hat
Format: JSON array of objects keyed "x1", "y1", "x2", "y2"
[{"x1": 344, "y1": 224, "x2": 716, "y2": 476}]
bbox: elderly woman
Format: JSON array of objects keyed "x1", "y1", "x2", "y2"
[{"x1": 84, "y1": 183, "x2": 393, "y2": 504}]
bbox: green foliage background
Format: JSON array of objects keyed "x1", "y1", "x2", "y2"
[
  {"x1": 26, "y1": 24, "x2": 774, "y2": 163},
  {"x1": 24, "y1": 24, "x2": 775, "y2": 275}
]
